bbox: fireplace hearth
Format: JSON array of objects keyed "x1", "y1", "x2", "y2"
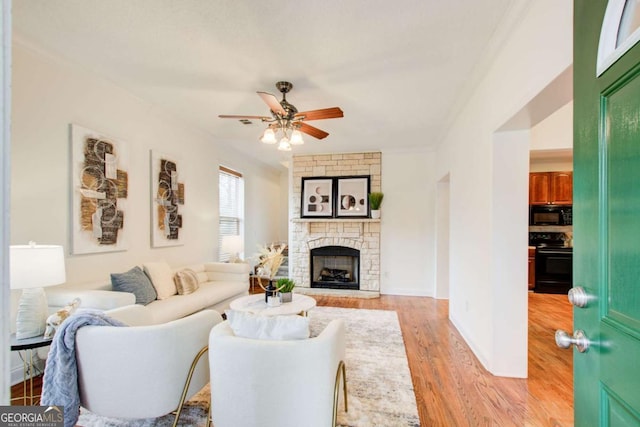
[{"x1": 311, "y1": 246, "x2": 360, "y2": 290}]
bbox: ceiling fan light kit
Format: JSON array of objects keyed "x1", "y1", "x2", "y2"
[
  {"x1": 220, "y1": 81, "x2": 344, "y2": 150},
  {"x1": 290, "y1": 130, "x2": 304, "y2": 145},
  {"x1": 260, "y1": 128, "x2": 277, "y2": 144},
  {"x1": 278, "y1": 138, "x2": 292, "y2": 152}
]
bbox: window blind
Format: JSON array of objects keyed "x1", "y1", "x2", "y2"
[{"x1": 219, "y1": 167, "x2": 243, "y2": 261}]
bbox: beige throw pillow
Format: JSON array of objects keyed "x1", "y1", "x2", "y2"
[
  {"x1": 143, "y1": 262, "x2": 177, "y2": 300},
  {"x1": 174, "y1": 269, "x2": 200, "y2": 295}
]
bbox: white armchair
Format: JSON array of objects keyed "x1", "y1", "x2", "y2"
[
  {"x1": 209, "y1": 318, "x2": 348, "y2": 427},
  {"x1": 75, "y1": 306, "x2": 223, "y2": 425}
]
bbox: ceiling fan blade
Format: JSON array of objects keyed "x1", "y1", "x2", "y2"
[
  {"x1": 257, "y1": 91, "x2": 285, "y2": 115},
  {"x1": 298, "y1": 122, "x2": 329, "y2": 140},
  {"x1": 218, "y1": 114, "x2": 270, "y2": 120},
  {"x1": 295, "y1": 107, "x2": 344, "y2": 121}
]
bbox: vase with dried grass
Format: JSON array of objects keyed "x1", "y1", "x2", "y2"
[{"x1": 256, "y1": 243, "x2": 287, "y2": 304}]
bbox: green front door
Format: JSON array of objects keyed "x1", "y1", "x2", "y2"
[{"x1": 574, "y1": 1, "x2": 640, "y2": 425}]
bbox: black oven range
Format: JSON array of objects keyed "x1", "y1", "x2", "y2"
[{"x1": 529, "y1": 232, "x2": 572, "y2": 294}]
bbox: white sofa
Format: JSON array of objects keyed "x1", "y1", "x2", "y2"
[{"x1": 46, "y1": 262, "x2": 251, "y2": 324}]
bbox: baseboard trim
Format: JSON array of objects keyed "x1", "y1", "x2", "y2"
[
  {"x1": 380, "y1": 288, "x2": 432, "y2": 297},
  {"x1": 11, "y1": 365, "x2": 24, "y2": 386}
]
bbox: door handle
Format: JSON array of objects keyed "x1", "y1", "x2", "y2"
[
  {"x1": 555, "y1": 329, "x2": 590, "y2": 353},
  {"x1": 568, "y1": 286, "x2": 589, "y2": 308}
]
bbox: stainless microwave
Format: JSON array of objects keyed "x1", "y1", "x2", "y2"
[{"x1": 530, "y1": 205, "x2": 572, "y2": 226}]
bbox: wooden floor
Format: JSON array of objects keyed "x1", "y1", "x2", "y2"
[
  {"x1": 312, "y1": 292, "x2": 574, "y2": 427},
  {"x1": 10, "y1": 370, "x2": 43, "y2": 406},
  {"x1": 11, "y1": 293, "x2": 573, "y2": 426}
]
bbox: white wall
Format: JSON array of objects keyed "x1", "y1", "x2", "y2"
[
  {"x1": 11, "y1": 42, "x2": 284, "y2": 280},
  {"x1": 435, "y1": 174, "x2": 450, "y2": 299},
  {"x1": 529, "y1": 100, "x2": 573, "y2": 172},
  {"x1": 1, "y1": 0, "x2": 11, "y2": 404},
  {"x1": 380, "y1": 149, "x2": 436, "y2": 296},
  {"x1": 279, "y1": 167, "x2": 290, "y2": 244},
  {"x1": 491, "y1": 130, "x2": 530, "y2": 377},
  {"x1": 530, "y1": 101, "x2": 573, "y2": 151},
  {"x1": 9, "y1": 42, "x2": 284, "y2": 381},
  {"x1": 217, "y1": 149, "x2": 284, "y2": 264},
  {"x1": 530, "y1": 160, "x2": 573, "y2": 172},
  {"x1": 435, "y1": 1, "x2": 573, "y2": 376}
]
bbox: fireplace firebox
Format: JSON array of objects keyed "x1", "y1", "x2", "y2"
[{"x1": 310, "y1": 246, "x2": 360, "y2": 290}]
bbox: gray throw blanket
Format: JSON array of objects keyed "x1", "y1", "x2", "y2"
[{"x1": 41, "y1": 309, "x2": 125, "y2": 427}]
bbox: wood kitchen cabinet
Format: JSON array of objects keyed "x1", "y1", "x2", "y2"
[
  {"x1": 529, "y1": 172, "x2": 573, "y2": 205},
  {"x1": 528, "y1": 247, "x2": 536, "y2": 290}
]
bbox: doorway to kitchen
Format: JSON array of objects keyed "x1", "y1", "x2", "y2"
[{"x1": 495, "y1": 64, "x2": 573, "y2": 389}]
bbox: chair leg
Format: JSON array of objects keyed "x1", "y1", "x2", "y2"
[
  {"x1": 333, "y1": 360, "x2": 348, "y2": 427},
  {"x1": 341, "y1": 361, "x2": 348, "y2": 413},
  {"x1": 172, "y1": 346, "x2": 209, "y2": 427}
]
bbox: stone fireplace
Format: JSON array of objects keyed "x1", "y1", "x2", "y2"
[{"x1": 290, "y1": 152, "x2": 381, "y2": 296}]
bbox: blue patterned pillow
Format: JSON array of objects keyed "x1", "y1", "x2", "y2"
[{"x1": 111, "y1": 266, "x2": 157, "y2": 305}]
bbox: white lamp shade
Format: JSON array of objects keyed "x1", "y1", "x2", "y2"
[
  {"x1": 277, "y1": 138, "x2": 292, "y2": 151},
  {"x1": 261, "y1": 128, "x2": 277, "y2": 144},
  {"x1": 290, "y1": 130, "x2": 304, "y2": 145},
  {"x1": 221, "y1": 235, "x2": 243, "y2": 255},
  {"x1": 10, "y1": 244, "x2": 66, "y2": 289}
]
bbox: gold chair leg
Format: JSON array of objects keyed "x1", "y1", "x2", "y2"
[
  {"x1": 172, "y1": 345, "x2": 209, "y2": 427},
  {"x1": 332, "y1": 360, "x2": 348, "y2": 427},
  {"x1": 341, "y1": 361, "x2": 348, "y2": 413}
]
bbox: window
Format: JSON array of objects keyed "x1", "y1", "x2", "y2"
[
  {"x1": 218, "y1": 166, "x2": 244, "y2": 261},
  {"x1": 597, "y1": 0, "x2": 640, "y2": 75},
  {"x1": 618, "y1": 0, "x2": 640, "y2": 47}
]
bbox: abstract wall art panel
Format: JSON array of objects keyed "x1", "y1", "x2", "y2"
[
  {"x1": 150, "y1": 150, "x2": 185, "y2": 247},
  {"x1": 336, "y1": 176, "x2": 370, "y2": 218},
  {"x1": 301, "y1": 177, "x2": 334, "y2": 218},
  {"x1": 71, "y1": 124, "x2": 129, "y2": 254}
]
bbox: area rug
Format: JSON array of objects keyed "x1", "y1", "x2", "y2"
[
  {"x1": 77, "y1": 306, "x2": 420, "y2": 427},
  {"x1": 311, "y1": 307, "x2": 420, "y2": 427}
]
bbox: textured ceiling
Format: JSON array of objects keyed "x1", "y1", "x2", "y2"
[{"x1": 12, "y1": 0, "x2": 520, "y2": 168}]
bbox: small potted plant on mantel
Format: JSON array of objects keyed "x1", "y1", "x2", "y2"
[
  {"x1": 276, "y1": 278, "x2": 296, "y2": 303},
  {"x1": 369, "y1": 192, "x2": 384, "y2": 219}
]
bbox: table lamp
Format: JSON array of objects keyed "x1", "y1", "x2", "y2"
[
  {"x1": 221, "y1": 235, "x2": 243, "y2": 263},
  {"x1": 10, "y1": 242, "x2": 66, "y2": 340}
]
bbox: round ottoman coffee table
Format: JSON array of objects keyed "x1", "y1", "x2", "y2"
[{"x1": 229, "y1": 293, "x2": 316, "y2": 316}]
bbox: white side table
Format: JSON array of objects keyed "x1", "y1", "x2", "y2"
[{"x1": 230, "y1": 293, "x2": 316, "y2": 316}]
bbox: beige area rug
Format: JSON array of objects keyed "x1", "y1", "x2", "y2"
[{"x1": 78, "y1": 306, "x2": 420, "y2": 427}]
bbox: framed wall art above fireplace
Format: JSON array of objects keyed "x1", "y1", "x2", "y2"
[
  {"x1": 300, "y1": 175, "x2": 371, "y2": 219},
  {"x1": 336, "y1": 176, "x2": 370, "y2": 218},
  {"x1": 301, "y1": 177, "x2": 334, "y2": 218}
]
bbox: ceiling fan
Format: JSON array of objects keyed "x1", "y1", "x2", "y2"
[{"x1": 218, "y1": 81, "x2": 344, "y2": 151}]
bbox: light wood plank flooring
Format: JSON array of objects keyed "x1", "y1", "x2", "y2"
[
  {"x1": 312, "y1": 292, "x2": 573, "y2": 427},
  {"x1": 12, "y1": 293, "x2": 573, "y2": 427}
]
